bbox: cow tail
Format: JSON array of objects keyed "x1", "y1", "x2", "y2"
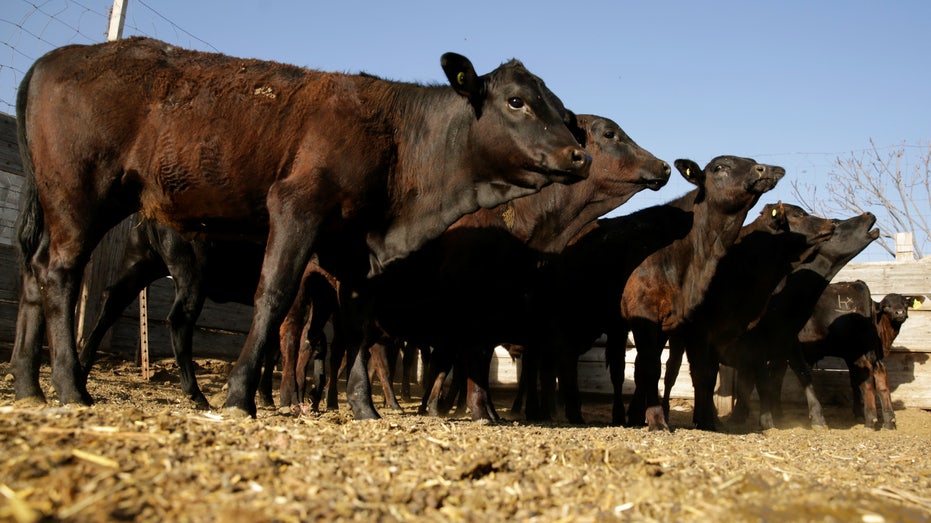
[{"x1": 13, "y1": 64, "x2": 43, "y2": 277}]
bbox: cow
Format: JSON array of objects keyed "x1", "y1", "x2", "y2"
[
  {"x1": 728, "y1": 212, "x2": 880, "y2": 429},
  {"x1": 548, "y1": 156, "x2": 784, "y2": 430},
  {"x1": 658, "y1": 202, "x2": 836, "y2": 430},
  {"x1": 10, "y1": 36, "x2": 590, "y2": 419},
  {"x1": 362, "y1": 114, "x2": 671, "y2": 422},
  {"x1": 775, "y1": 281, "x2": 922, "y2": 429}
]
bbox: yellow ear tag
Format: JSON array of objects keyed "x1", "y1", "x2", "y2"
[
  {"x1": 772, "y1": 208, "x2": 778, "y2": 217},
  {"x1": 913, "y1": 298, "x2": 922, "y2": 309},
  {"x1": 685, "y1": 167, "x2": 691, "y2": 178},
  {"x1": 457, "y1": 71, "x2": 465, "y2": 85}
]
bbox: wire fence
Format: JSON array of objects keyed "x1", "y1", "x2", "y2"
[{"x1": 0, "y1": 0, "x2": 216, "y2": 114}]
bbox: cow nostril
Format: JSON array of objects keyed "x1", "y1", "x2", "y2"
[
  {"x1": 662, "y1": 162, "x2": 671, "y2": 175},
  {"x1": 572, "y1": 148, "x2": 590, "y2": 166}
]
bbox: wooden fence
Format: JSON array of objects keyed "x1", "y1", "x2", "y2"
[{"x1": 1, "y1": 111, "x2": 929, "y2": 411}]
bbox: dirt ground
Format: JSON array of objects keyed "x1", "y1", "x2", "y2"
[{"x1": 1, "y1": 353, "x2": 930, "y2": 522}]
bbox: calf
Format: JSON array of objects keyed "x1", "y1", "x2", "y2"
[
  {"x1": 729, "y1": 213, "x2": 879, "y2": 429},
  {"x1": 13, "y1": 37, "x2": 589, "y2": 418},
  {"x1": 659, "y1": 203, "x2": 835, "y2": 429},
  {"x1": 786, "y1": 281, "x2": 920, "y2": 429}
]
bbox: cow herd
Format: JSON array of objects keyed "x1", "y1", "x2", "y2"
[{"x1": 9, "y1": 37, "x2": 918, "y2": 432}]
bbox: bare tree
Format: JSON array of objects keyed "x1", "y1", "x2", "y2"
[{"x1": 792, "y1": 140, "x2": 931, "y2": 259}]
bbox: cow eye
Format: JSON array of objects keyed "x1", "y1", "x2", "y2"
[
  {"x1": 603, "y1": 131, "x2": 616, "y2": 139},
  {"x1": 507, "y1": 97, "x2": 525, "y2": 110}
]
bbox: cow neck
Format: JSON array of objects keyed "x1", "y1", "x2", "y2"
[
  {"x1": 670, "y1": 189, "x2": 753, "y2": 325},
  {"x1": 875, "y1": 312, "x2": 903, "y2": 357},
  {"x1": 366, "y1": 88, "x2": 544, "y2": 276},
  {"x1": 524, "y1": 178, "x2": 642, "y2": 253}
]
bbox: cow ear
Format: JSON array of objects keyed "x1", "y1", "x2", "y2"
[
  {"x1": 441, "y1": 53, "x2": 486, "y2": 103},
  {"x1": 674, "y1": 159, "x2": 704, "y2": 186},
  {"x1": 907, "y1": 295, "x2": 926, "y2": 308}
]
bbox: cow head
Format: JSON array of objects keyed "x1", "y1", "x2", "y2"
[
  {"x1": 879, "y1": 293, "x2": 919, "y2": 326},
  {"x1": 819, "y1": 213, "x2": 880, "y2": 267},
  {"x1": 674, "y1": 156, "x2": 785, "y2": 212},
  {"x1": 577, "y1": 114, "x2": 671, "y2": 195},
  {"x1": 441, "y1": 53, "x2": 591, "y2": 195}
]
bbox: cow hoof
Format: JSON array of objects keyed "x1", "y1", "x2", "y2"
[
  {"x1": 645, "y1": 406, "x2": 670, "y2": 432},
  {"x1": 222, "y1": 405, "x2": 254, "y2": 420},
  {"x1": 14, "y1": 395, "x2": 47, "y2": 408},
  {"x1": 811, "y1": 423, "x2": 829, "y2": 431},
  {"x1": 257, "y1": 395, "x2": 276, "y2": 409},
  {"x1": 350, "y1": 405, "x2": 381, "y2": 420},
  {"x1": 56, "y1": 387, "x2": 93, "y2": 407},
  {"x1": 759, "y1": 413, "x2": 775, "y2": 430}
]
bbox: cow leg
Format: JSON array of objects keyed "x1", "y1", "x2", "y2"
[
  {"x1": 873, "y1": 361, "x2": 896, "y2": 429},
  {"x1": 630, "y1": 322, "x2": 669, "y2": 431},
  {"x1": 663, "y1": 339, "x2": 686, "y2": 421},
  {"x1": 465, "y1": 345, "x2": 499, "y2": 422},
  {"x1": 605, "y1": 338, "x2": 627, "y2": 426},
  {"x1": 510, "y1": 350, "x2": 525, "y2": 414},
  {"x1": 687, "y1": 342, "x2": 721, "y2": 431},
  {"x1": 539, "y1": 353, "x2": 558, "y2": 419},
  {"x1": 369, "y1": 341, "x2": 403, "y2": 411},
  {"x1": 164, "y1": 261, "x2": 211, "y2": 409},
  {"x1": 846, "y1": 364, "x2": 865, "y2": 421},
  {"x1": 419, "y1": 347, "x2": 452, "y2": 416},
  {"x1": 787, "y1": 355, "x2": 827, "y2": 429},
  {"x1": 10, "y1": 268, "x2": 47, "y2": 403},
  {"x1": 326, "y1": 331, "x2": 345, "y2": 410},
  {"x1": 278, "y1": 289, "x2": 310, "y2": 410},
  {"x1": 335, "y1": 286, "x2": 379, "y2": 420},
  {"x1": 40, "y1": 226, "x2": 99, "y2": 406},
  {"x1": 557, "y1": 347, "x2": 584, "y2": 424},
  {"x1": 258, "y1": 343, "x2": 278, "y2": 408},
  {"x1": 400, "y1": 342, "x2": 418, "y2": 402},
  {"x1": 224, "y1": 193, "x2": 320, "y2": 417},
  {"x1": 851, "y1": 360, "x2": 879, "y2": 429},
  {"x1": 522, "y1": 349, "x2": 544, "y2": 421},
  {"x1": 79, "y1": 253, "x2": 165, "y2": 374},
  {"x1": 304, "y1": 335, "x2": 326, "y2": 411},
  {"x1": 441, "y1": 356, "x2": 469, "y2": 416}
]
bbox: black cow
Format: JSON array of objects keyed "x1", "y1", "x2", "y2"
[
  {"x1": 659, "y1": 202, "x2": 836, "y2": 430},
  {"x1": 12, "y1": 37, "x2": 589, "y2": 418},
  {"x1": 729, "y1": 212, "x2": 879, "y2": 429},
  {"x1": 776, "y1": 281, "x2": 922, "y2": 429}
]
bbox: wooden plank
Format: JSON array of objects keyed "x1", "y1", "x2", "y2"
[
  {"x1": 832, "y1": 256, "x2": 931, "y2": 296},
  {"x1": 0, "y1": 171, "x2": 23, "y2": 247},
  {"x1": 0, "y1": 113, "x2": 23, "y2": 176}
]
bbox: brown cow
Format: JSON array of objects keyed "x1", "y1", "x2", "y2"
[{"x1": 11, "y1": 37, "x2": 589, "y2": 418}]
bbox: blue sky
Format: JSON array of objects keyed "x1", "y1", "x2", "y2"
[{"x1": 2, "y1": 1, "x2": 929, "y2": 261}]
